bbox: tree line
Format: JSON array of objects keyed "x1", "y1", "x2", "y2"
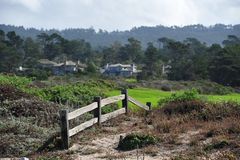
[
  {"x1": 0, "y1": 29, "x2": 239, "y2": 86},
  {"x1": 1, "y1": 24, "x2": 240, "y2": 47}
]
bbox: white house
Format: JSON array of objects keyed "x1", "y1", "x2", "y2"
[{"x1": 102, "y1": 63, "x2": 139, "y2": 77}]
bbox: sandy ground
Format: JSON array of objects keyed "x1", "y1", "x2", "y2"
[{"x1": 66, "y1": 115, "x2": 201, "y2": 160}]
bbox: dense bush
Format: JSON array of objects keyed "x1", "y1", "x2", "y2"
[
  {"x1": 161, "y1": 100, "x2": 206, "y2": 115},
  {"x1": 158, "y1": 90, "x2": 240, "y2": 119},
  {"x1": 0, "y1": 74, "x2": 32, "y2": 88},
  {"x1": 0, "y1": 85, "x2": 31, "y2": 102},
  {"x1": 197, "y1": 102, "x2": 240, "y2": 121},
  {"x1": 161, "y1": 85, "x2": 172, "y2": 91},
  {"x1": 18, "y1": 69, "x2": 51, "y2": 80},
  {"x1": 204, "y1": 140, "x2": 229, "y2": 151},
  {"x1": 195, "y1": 81, "x2": 234, "y2": 95},
  {"x1": 0, "y1": 74, "x2": 117, "y2": 107},
  {"x1": 27, "y1": 80, "x2": 115, "y2": 106},
  {"x1": 158, "y1": 89, "x2": 201, "y2": 106},
  {"x1": 118, "y1": 133, "x2": 157, "y2": 151}
]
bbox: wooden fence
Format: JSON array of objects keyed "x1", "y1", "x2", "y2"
[{"x1": 59, "y1": 89, "x2": 151, "y2": 149}]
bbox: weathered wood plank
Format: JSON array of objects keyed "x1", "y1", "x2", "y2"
[
  {"x1": 128, "y1": 96, "x2": 149, "y2": 111},
  {"x1": 101, "y1": 108, "x2": 126, "y2": 123},
  {"x1": 68, "y1": 102, "x2": 98, "y2": 120},
  {"x1": 101, "y1": 94, "x2": 125, "y2": 107},
  {"x1": 69, "y1": 117, "x2": 98, "y2": 137}
]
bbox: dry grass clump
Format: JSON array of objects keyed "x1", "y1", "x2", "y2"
[
  {"x1": 0, "y1": 119, "x2": 56, "y2": 157},
  {"x1": 0, "y1": 85, "x2": 63, "y2": 157},
  {"x1": 161, "y1": 100, "x2": 205, "y2": 116},
  {"x1": 0, "y1": 84, "x2": 31, "y2": 102},
  {"x1": 1, "y1": 98, "x2": 61, "y2": 128},
  {"x1": 142, "y1": 99, "x2": 240, "y2": 158},
  {"x1": 147, "y1": 100, "x2": 240, "y2": 134}
]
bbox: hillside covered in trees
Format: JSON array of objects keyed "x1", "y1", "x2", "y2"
[
  {"x1": 0, "y1": 24, "x2": 240, "y2": 47},
  {"x1": 0, "y1": 27, "x2": 240, "y2": 87}
]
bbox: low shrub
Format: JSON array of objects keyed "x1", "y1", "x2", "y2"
[
  {"x1": 0, "y1": 74, "x2": 32, "y2": 89},
  {"x1": 27, "y1": 80, "x2": 112, "y2": 106},
  {"x1": 158, "y1": 89, "x2": 201, "y2": 106},
  {"x1": 0, "y1": 85, "x2": 31, "y2": 102},
  {"x1": 162, "y1": 100, "x2": 206, "y2": 115},
  {"x1": 195, "y1": 81, "x2": 234, "y2": 95},
  {"x1": 102, "y1": 104, "x2": 119, "y2": 114},
  {"x1": 158, "y1": 89, "x2": 206, "y2": 116},
  {"x1": 118, "y1": 133, "x2": 157, "y2": 151},
  {"x1": 161, "y1": 85, "x2": 172, "y2": 91},
  {"x1": 1, "y1": 99, "x2": 61, "y2": 127},
  {"x1": 0, "y1": 119, "x2": 56, "y2": 157},
  {"x1": 17, "y1": 69, "x2": 51, "y2": 81},
  {"x1": 197, "y1": 102, "x2": 240, "y2": 121},
  {"x1": 204, "y1": 140, "x2": 229, "y2": 151}
]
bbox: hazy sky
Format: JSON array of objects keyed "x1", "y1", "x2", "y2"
[{"x1": 0, "y1": 0, "x2": 240, "y2": 31}]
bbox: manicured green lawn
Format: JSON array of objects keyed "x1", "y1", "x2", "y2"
[
  {"x1": 107, "y1": 88, "x2": 240, "y2": 110},
  {"x1": 107, "y1": 88, "x2": 173, "y2": 110},
  {"x1": 206, "y1": 94, "x2": 240, "y2": 103}
]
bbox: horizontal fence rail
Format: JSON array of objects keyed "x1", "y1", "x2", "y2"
[
  {"x1": 69, "y1": 118, "x2": 98, "y2": 137},
  {"x1": 101, "y1": 108, "x2": 126, "y2": 123},
  {"x1": 101, "y1": 94, "x2": 125, "y2": 107},
  {"x1": 59, "y1": 89, "x2": 151, "y2": 149},
  {"x1": 128, "y1": 96, "x2": 150, "y2": 111},
  {"x1": 68, "y1": 102, "x2": 98, "y2": 120}
]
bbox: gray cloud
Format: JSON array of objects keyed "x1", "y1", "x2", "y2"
[{"x1": 0, "y1": 0, "x2": 239, "y2": 31}]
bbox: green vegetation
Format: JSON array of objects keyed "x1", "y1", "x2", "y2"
[
  {"x1": 28, "y1": 80, "x2": 114, "y2": 106},
  {"x1": 205, "y1": 94, "x2": 240, "y2": 103},
  {"x1": 118, "y1": 133, "x2": 157, "y2": 151},
  {"x1": 204, "y1": 140, "x2": 229, "y2": 151},
  {"x1": 1, "y1": 74, "x2": 239, "y2": 110},
  {"x1": 158, "y1": 89, "x2": 201, "y2": 106},
  {"x1": 146, "y1": 97, "x2": 240, "y2": 159},
  {"x1": 1, "y1": 29, "x2": 240, "y2": 87},
  {"x1": 1, "y1": 27, "x2": 240, "y2": 159},
  {"x1": 107, "y1": 88, "x2": 172, "y2": 110},
  {"x1": 0, "y1": 74, "x2": 239, "y2": 158},
  {"x1": 0, "y1": 74, "x2": 32, "y2": 88},
  {"x1": 0, "y1": 74, "x2": 117, "y2": 106},
  {"x1": 108, "y1": 88, "x2": 240, "y2": 109},
  {"x1": 125, "y1": 78, "x2": 137, "y2": 83}
]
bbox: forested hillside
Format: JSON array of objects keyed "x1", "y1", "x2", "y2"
[
  {"x1": 1, "y1": 27, "x2": 240, "y2": 87},
  {"x1": 0, "y1": 24, "x2": 240, "y2": 47}
]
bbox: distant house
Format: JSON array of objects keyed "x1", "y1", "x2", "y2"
[
  {"x1": 38, "y1": 59, "x2": 86, "y2": 75},
  {"x1": 102, "y1": 63, "x2": 140, "y2": 77},
  {"x1": 38, "y1": 59, "x2": 58, "y2": 68},
  {"x1": 162, "y1": 64, "x2": 171, "y2": 74}
]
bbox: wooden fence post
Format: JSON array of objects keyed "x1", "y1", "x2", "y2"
[
  {"x1": 121, "y1": 89, "x2": 128, "y2": 114},
  {"x1": 59, "y1": 109, "x2": 69, "y2": 149},
  {"x1": 146, "y1": 102, "x2": 152, "y2": 110},
  {"x1": 94, "y1": 96, "x2": 102, "y2": 125}
]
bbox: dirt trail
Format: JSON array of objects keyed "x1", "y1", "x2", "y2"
[{"x1": 66, "y1": 115, "x2": 201, "y2": 160}]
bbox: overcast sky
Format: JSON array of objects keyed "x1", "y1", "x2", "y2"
[{"x1": 0, "y1": 0, "x2": 240, "y2": 31}]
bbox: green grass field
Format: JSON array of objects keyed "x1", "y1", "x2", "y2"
[
  {"x1": 205, "y1": 93, "x2": 240, "y2": 103},
  {"x1": 107, "y1": 88, "x2": 240, "y2": 110}
]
